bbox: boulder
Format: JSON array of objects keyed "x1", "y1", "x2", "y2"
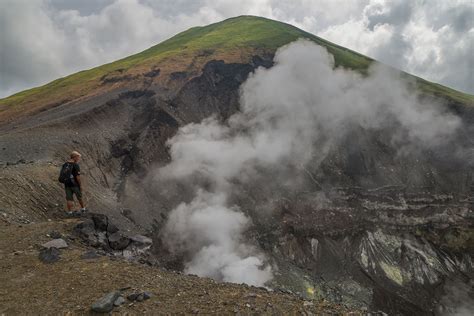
[
  {"x1": 38, "y1": 247, "x2": 60, "y2": 263},
  {"x1": 73, "y1": 219, "x2": 95, "y2": 236},
  {"x1": 127, "y1": 293, "x2": 139, "y2": 301},
  {"x1": 114, "y1": 296, "x2": 126, "y2": 306},
  {"x1": 107, "y1": 223, "x2": 119, "y2": 234},
  {"x1": 89, "y1": 212, "x2": 118, "y2": 233},
  {"x1": 91, "y1": 214, "x2": 108, "y2": 231},
  {"x1": 73, "y1": 219, "x2": 101, "y2": 246},
  {"x1": 91, "y1": 291, "x2": 120, "y2": 313},
  {"x1": 108, "y1": 232, "x2": 130, "y2": 250},
  {"x1": 42, "y1": 238, "x2": 68, "y2": 249},
  {"x1": 136, "y1": 293, "x2": 144, "y2": 302},
  {"x1": 96, "y1": 232, "x2": 110, "y2": 249}
]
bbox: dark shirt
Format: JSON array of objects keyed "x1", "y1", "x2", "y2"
[{"x1": 65, "y1": 162, "x2": 81, "y2": 188}]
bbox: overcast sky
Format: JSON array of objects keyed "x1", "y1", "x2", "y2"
[{"x1": 0, "y1": 0, "x2": 472, "y2": 98}]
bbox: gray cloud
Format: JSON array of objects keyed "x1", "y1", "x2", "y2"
[
  {"x1": 318, "y1": 0, "x2": 474, "y2": 94},
  {"x1": 366, "y1": 0, "x2": 414, "y2": 30},
  {"x1": 49, "y1": 0, "x2": 114, "y2": 16},
  {"x1": 0, "y1": 0, "x2": 472, "y2": 98},
  {"x1": 155, "y1": 40, "x2": 461, "y2": 286}
]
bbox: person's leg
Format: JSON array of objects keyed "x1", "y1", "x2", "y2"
[
  {"x1": 67, "y1": 200, "x2": 74, "y2": 211},
  {"x1": 65, "y1": 187, "x2": 74, "y2": 211},
  {"x1": 73, "y1": 187, "x2": 85, "y2": 210}
]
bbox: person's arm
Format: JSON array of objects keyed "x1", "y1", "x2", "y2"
[
  {"x1": 74, "y1": 164, "x2": 82, "y2": 188},
  {"x1": 76, "y1": 175, "x2": 82, "y2": 189}
]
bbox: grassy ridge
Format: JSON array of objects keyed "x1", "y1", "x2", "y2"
[{"x1": 1, "y1": 15, "x2": 472, "y2": 109}]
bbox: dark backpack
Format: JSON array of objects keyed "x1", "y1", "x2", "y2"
[{"x1": 58, "y1": 162, "x2": 73, "y2": 184}]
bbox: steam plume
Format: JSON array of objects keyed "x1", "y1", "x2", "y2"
[{"x1": 157, "y1": 39, "x2": 460, "y2": 286}]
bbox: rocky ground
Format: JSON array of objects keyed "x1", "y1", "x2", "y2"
[{"x1": 0, "y1": 215, "x2": 357, "y2": 315}]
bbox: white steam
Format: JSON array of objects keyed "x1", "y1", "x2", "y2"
[
  {"x1": 164, "y1": 190, "x2": 272, "y2": 285},
  {"x1": 158, "y1": 39, "x2": 460, "y2": 286}
]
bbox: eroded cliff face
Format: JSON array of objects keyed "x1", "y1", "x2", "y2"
[
  {"x1": 0, "y1": 54, "x2": 472, "y2": 314},
  {"x1": 263, "y1": 187, "x2": 473, "y2": 314}
]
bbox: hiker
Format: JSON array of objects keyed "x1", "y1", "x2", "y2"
[{"x1": 58, "y1": 151, "x2": 86, "y2": 214}]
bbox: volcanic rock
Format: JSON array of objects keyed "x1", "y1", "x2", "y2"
[
  {"x1": 42, "y1": 238, "x2": 68, "y2": 249},
  {"x1": 38, "y1": 247, "x2": 61, "y2": 264},
  {"x1": 114, "y1": 296, "x2": 126, "y2": 306},
  {"x1": 108, "y1": 232, "x2": 130, "y2": 250},
  {"x1": 91, "y1": 291, "x2": 121, "y2": 313}
]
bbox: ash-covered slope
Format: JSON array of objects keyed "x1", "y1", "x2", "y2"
[{"x1": 0, "y1": 16, "x2": 473, "y2": 315}]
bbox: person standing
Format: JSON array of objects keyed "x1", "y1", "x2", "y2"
[{"x1": 58, "y1": 151, "x2": 86, "y2": 213}]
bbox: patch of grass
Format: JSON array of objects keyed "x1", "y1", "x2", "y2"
[
  {"x1": 1, "y1": 15, "x2": 472, "y2": 110},
  {"x1": 415, "y1": 78, "x2": 474, "y2": 105}
]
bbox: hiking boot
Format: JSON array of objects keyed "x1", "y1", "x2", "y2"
[{"x1": 66, "y1": 210, "x2": 82, "y2": 218}]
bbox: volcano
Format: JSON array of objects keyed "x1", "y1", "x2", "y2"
[{"x1": 0, "y1": 16, "x2": 473, "y2": 315}]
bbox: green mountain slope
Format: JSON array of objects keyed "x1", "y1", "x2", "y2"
[{"x1": 1, "y1": 15, "x2": 472, "y2": 115}]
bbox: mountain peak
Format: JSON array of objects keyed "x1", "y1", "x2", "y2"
[
  {"x1": 0, "y1": 16, "x2": 471, "y2": 122},
  {"x1": 136, "y1": 14, "x2": 369, "y2": 67}
]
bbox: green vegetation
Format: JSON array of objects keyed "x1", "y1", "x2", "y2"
[
  {"x1": 1, "y1": 15, "x2": 472, "y2": 109},
  {"x1": 122, "y1": 15, "x2": 373, "y2": 70},
  {"x1": 415, "y1": 77, "x2": 474, "y2": 104}
]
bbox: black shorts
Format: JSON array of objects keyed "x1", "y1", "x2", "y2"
[{"x1": 65, "y1": 186, "x2": 82, "y2": 201}]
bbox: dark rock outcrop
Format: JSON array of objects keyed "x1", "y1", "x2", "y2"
[{"x1": 73, "y1": 212, "x2": 152, "y2": 260}]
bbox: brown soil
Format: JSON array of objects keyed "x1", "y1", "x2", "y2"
[{"x1": 0, "y1": 219, "x2": 355, "y2": 315}]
